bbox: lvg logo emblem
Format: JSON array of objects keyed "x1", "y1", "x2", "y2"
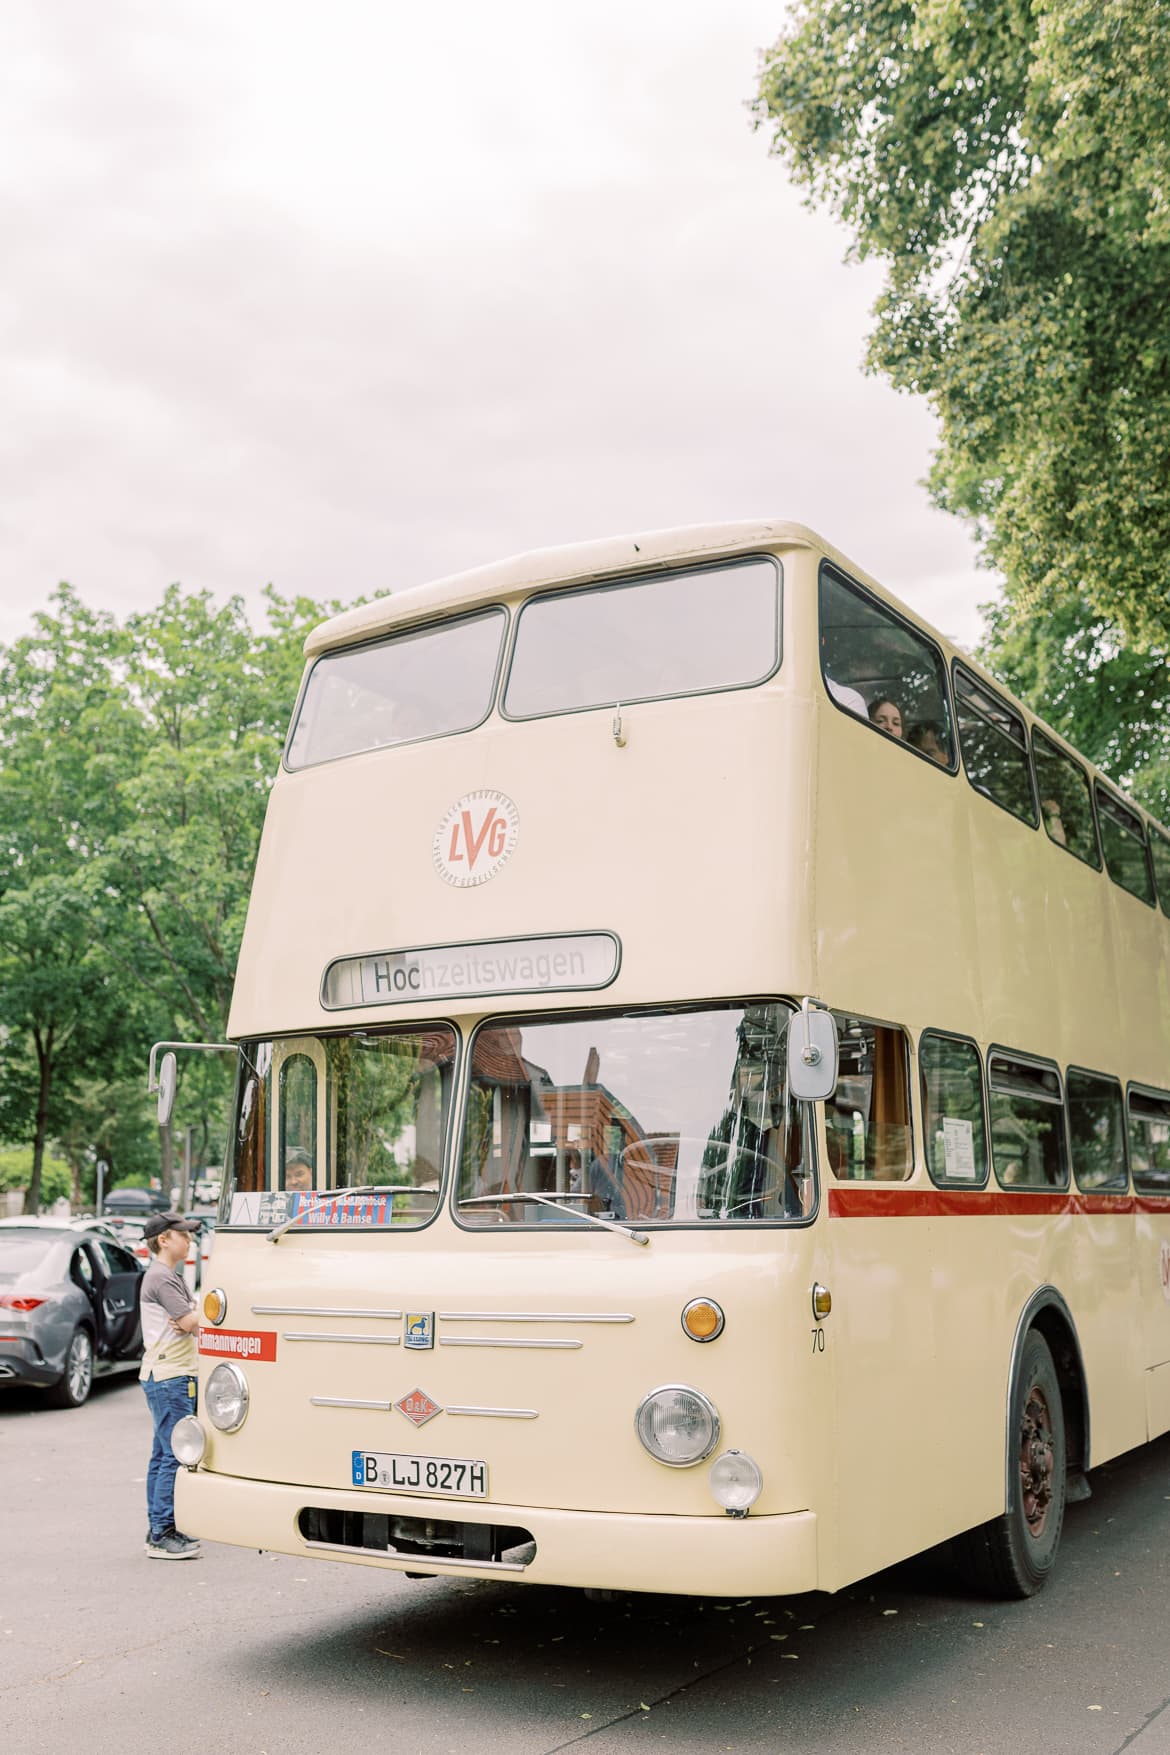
[{"x1": 434, "y1": 790, "x2": 519, "y2": 887}]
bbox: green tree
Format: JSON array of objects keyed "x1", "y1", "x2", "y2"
[
  {"x1": 0, "y1": 582, "x2": 349, "y2": 1210},
  {"x1": 979, "y1": 595, "x2": 1170, "y2": 823},
  {"x1": 754, "y1": 0, "x2": 1170, "y2": 650},
  {"x1": 0, "y1": 590, "x2": 133, "y2": 1212}
]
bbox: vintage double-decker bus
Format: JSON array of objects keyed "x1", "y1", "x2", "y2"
[{"x1": 163, "y1": 520, "x2": 1170, "y2": 1598}]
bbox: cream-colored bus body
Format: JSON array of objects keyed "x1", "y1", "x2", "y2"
[{"x1": 178, "y1": 520, "x2": 1170, "y2": 1596}]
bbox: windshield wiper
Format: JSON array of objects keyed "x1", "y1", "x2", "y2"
[
  {"x1": 459, "y1": 1192, "x2": 650, "y2": 1247},
  {"x1": 266, "y1": 1185, "x2": 437, "y2": 1244}
]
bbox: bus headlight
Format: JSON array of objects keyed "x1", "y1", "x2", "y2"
[
  {"x1": 171, "y1": 1415, "x2": 207, "y2": 1467},
  {"x1": 634, "y1": 1385, "x2": 720, "y2": 1466},
  {"x1": 709, "y1": 1449, "x2": 763, "y2": 1514},
  {"x1": 205, "y1": 1362, "x2": 250, "y2": 1432}
]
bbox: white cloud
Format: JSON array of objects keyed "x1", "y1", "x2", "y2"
[{"x1": 0, "y1": 0, "x2": 993, "y2": 651}]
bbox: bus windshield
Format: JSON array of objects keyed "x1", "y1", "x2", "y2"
[
  {"x1": 286, "y1": 609, "x2": 505, "y2": 769},
  {"x1": 455, "y1": 1002, "x2": 815, "y2": 1228},
  {"x1": 225, "y1": 1027, "x2": 456, "y2": 1227}
]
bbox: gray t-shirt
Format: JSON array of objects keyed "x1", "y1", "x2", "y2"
[{"x1": 139, "y1": 1258, "x2": 197, "y2": 1380}]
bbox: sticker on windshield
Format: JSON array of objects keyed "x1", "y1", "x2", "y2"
[{"x1": 230, "y1": 1191, "x2": 395, "y2": 1227}]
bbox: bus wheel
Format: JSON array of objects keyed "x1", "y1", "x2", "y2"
[{"x1": 955, "y1": 1329, "x2": 1067, "y2": 1599}]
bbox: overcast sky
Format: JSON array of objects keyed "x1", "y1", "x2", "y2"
[{"x1": 0, "y1": 1, "x2": 996, "y2": 654}]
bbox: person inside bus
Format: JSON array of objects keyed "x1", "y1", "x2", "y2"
[
  {"x1": 908, "y1": 720, "x2": 949, "y2": 765},
  {"x1": 285, "y1": 1148, "x2": 313, "y2": 1192},
  {"x1": 1041, "y1": 797, "x2": 1068, "y2": 846},
  {"x1": 826, "y1": 674, "x2": 868, "y2": 716},
  {"x1": 868, "y1": 697, "x2": 904, "y2": 738}
]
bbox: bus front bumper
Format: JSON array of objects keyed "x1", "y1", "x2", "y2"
[{"x1": 176, "y1": 1469, "x2": 819, "y2": 1596}]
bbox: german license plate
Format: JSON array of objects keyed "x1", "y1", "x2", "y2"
[{"x1": 351, "y1": 1450, "x2": 488, "y2": 1498}]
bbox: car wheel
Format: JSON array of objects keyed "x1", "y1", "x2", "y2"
[{"x1": 46, "y1": 1326, "x2": 95, "y2": 1408}]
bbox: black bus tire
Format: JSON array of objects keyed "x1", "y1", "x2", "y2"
[{"x1": 955, "y1": 1329, "x2": 1067, "y2": 1598}]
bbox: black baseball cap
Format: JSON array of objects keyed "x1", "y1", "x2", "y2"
[{"x1": 142, "y1": 1211, "x2": 200, "y2": 1241}]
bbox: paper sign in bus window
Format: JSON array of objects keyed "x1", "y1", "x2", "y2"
[{"x1": 942, "y1": 1117, "x2": 977, "y2": 1179}]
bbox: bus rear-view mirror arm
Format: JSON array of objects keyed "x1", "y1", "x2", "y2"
[
  {"x1": 148, "y1": 1040, "x2": 238, "y2": 1128},
  {"x1": 787, "y1": 1000, "x2": 839, "y2": 1103}
]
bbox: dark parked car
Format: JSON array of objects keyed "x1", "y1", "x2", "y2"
[
  {"x1": 101, "y1": 1187, "x2": 171, "y2": 1216},
  {"x1": 0, "y1": 1223, "x2": 144, "y2": 1406}
]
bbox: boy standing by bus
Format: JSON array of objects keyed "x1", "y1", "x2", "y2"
[{"x1": 139, "y1": 1213, "x2": 202, "y2": 1560}]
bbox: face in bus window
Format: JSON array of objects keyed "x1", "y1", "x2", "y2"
[{"x1": 869, "y1": 698, "x2": 903, "y2": 738}]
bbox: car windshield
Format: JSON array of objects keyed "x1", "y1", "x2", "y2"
[
  {"x1": 455, "y1": 1002, "x2": 815, "y2": 1228},
  {"x1": 0, "y1": 1232, "x2": 58, "y2": 1274}
]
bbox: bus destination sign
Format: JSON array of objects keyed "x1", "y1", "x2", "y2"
[{"x1": 320, "y1": 932, "x2": 620, "y2": 1010}]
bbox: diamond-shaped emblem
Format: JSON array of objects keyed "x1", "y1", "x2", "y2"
[{"x1": 395, "y1": 1387, "x2": 441, "y2": 1427}]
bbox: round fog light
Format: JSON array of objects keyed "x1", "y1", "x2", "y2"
[
  {"x1": 709, "y1": 1449, "x2": 763, "y2": 1513},
  {"x1": 634, "y1": 1385, "x2": 720, "y2": 1466},
  {"x1": 171, "y1": 1414, "x2": 207, "y2": 1467},
  {"x1": 206, "y1": 1362, "x2": 250, "y2": 1432}
]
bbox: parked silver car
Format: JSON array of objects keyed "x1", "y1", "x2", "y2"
[{"x1": 0, "y1": 1223, "x2": 144, "y2": 1407}]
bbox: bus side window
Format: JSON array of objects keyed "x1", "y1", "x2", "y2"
[
  {"x1": 1128, "y1": 1087, "x2": 1170, "y2": 1196},
  {"x1": 827, "y1": 1015, "x2": 913, "y2": 1181},
  {"x1": 953, "y1": 664, "x2": 1038, "y2": 828},
  {"x1": 987, "y1": 1051, "x2": 1068, "y2": 1189},
  {"x1": 1031, "y1": 730, "x2": 1101, "y2": 869},
  {"x1": 1151, "y1": 825, "x2": 1170, "y2": 917},
  {"x1": 920, "y1": 1032, "x2": 988, "y2": 1187},
  {"x1": 818, "y1": 564, "x2": 955, "y2": 768},
  {"x1": 1096, "y1": 784, "x2": 1157, "y2": 908},
  {"x1": 1067, "y1": 1069, "x2": 1128, "y2": 1192}
]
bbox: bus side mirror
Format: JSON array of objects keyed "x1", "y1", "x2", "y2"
[
  {"x1": 157, "y1": 1052, "x2": 178, "y2": 1127},
  {"x1": 787, "y1": 1005, "x2": 839, "y2": 1102}
]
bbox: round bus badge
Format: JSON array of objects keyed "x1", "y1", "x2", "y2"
[{"x1": 433, "y1": 790, "x2": 519, "y2": 888}]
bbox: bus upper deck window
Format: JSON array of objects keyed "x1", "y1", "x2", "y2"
[
  {"x1": 503, "y1": 557, "x2": 779, "y2": 719},
  {"x1": 987, "y1": 1052, "x2": 1068, "y2": 1190},
  {"x1": 286, "y1": 609, "x2": 506, "y2": 769},
  {"x1": 818, "y1": 565, "x2": 955, "y2": 768},
  {"x1": 1031, "y1": 730, "x2": 1101, "y2": 868},
  {"x1": 954, "y1": 665, "x2": 1038, "y2": 828},
  {"x1": 1151, "y1": 827, "x2": 1170, "y2": 917},
  {"x1": 1096, "y1": 785, "x2": 1157, "y2": 908}
]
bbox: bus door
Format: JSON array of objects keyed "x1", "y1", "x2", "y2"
[{"x1": 271, "y1": 1039, "x2": 327, "y2": 1193}]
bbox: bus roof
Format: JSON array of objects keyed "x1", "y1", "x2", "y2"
[
  {"x1": 303, "y1": 519, "x2": 821, "y2": 656},
  {"x1": 299, "y1": 517, "x2": 1168, "y2": 844}
]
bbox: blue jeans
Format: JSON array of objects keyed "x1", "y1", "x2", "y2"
[{"x1": 142, "y1": 1374, "x2": 197, "y2": 1539}]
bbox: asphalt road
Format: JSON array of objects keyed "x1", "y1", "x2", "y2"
[{"x1": 2, "y1": 1375, "x2": 1168, "y2": 1755}]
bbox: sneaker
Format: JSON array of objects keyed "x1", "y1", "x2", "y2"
[{"x1": 145, "y1": 1530, "x2": 202, "y2": 1561}]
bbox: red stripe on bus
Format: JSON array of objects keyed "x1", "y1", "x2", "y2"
[{"x1": 826, "y1": 1188, "x2": 1159, "y2": 1218}]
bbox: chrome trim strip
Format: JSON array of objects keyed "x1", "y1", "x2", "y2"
[
  {"x1": 438, "y1": 1337, "x2": 582, "y2": 1350},
  {"x1": 446, "y1": 1405, "x2": 538, "y2": 1419},
  {"x1": 253, "y1": 1306, "x2": 403, "y2": 1319},
  {"x1": 283, "y1": 1332, "x2": 402, "y2": 1346},
  {"x1": 301, "y1": 1538, "x2": 528, "y2": 1574},
  {"x1": 310, "y1": 1397, "x2": 394, "y2": 1410},
  {"x1": 437, "y1": 1311, "x2": 634, "y2": 1324}
]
